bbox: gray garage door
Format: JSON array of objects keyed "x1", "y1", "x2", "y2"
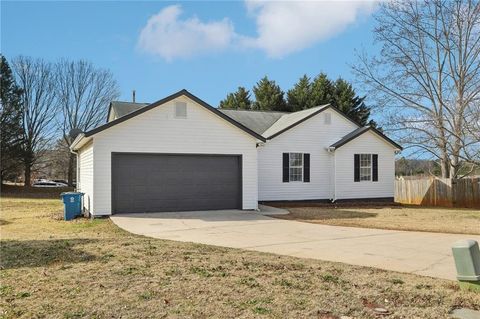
[{"x1": 112, "y1": 153, "x2": 242, "y2": 214}]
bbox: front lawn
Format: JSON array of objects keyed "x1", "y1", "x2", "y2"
[
  {"x1": 1, "y1": 197, "x2": 479, "y2": 318},
  {"x1": 270, "y1": 205, "x2": 480, "y2": 235}
]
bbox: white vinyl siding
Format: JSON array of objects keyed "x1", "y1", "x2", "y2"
[
  {"x1": 91, "y1": 96, "x2": 258, "y2": 215},
  {"x1": 77, "y1": 141, "x2": 94, "y2": 214},
  {"x1": 258, "y1": 109, "x2": 357, "y2": 201},
  {"x1": 335, "y1": 132, "x2": 396, "y2": 200}
]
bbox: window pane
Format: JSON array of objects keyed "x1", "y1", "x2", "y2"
[
  {"x1": 360, "y1": 154, "x2": 371, "y2": 167},
  {"x1": 289, "y1": 153, "x2": 303, "y2": 166},
  {"x1": 289, "y1": 167, "x2": 303, "y2": 182}
]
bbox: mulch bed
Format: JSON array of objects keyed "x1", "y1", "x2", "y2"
[{"x1": 261, "y1": 200, "x2": 401, "y2": 209}]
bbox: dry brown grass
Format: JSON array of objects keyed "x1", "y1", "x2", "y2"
[
  {"x1": 1, "y1": 197, "x2": 479, "y2": 319},
  {"x1": 272, "y1": 205, "x2": 480, "y2": 235}
]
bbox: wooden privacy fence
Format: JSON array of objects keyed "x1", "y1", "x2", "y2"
[{"x1": 395, "y1": 177, "x2": 480, "y2": 208}]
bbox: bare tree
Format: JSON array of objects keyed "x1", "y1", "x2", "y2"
[
  {"x1": 353, "y1": 0, "x2": 480, "y2": 178},
  {"x1": 460, "y1": 99, "x2": 480, "y2": 167},
  {"x1": 12, "y1": 56, "x2": 57, "y2": 186},
  {"x1": 55, "y1": 59, "x2": 119, "y2": 185}
]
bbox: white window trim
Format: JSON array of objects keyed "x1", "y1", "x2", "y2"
[
  {"x1": 359, "y1": 153, "x2": 372, "y2": 182},
  {"x1": 289, "y1": 152, "x2": 303, "y2": 182}
]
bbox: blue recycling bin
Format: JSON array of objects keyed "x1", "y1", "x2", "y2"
[{"x1": 60, "y1": 192, "x2": 84, "y2": 221}]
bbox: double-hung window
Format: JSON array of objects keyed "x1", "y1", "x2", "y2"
[
  {"x1": 283, "y1": 153, "x2": 310, "y2": 183},
  {"x1": 289, "y1": 153, "x2": 303, "y2": 182},
  {"x1": 359, "y1": 154, "x2": 372, "y2": 181}
]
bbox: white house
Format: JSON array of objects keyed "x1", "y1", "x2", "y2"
[{"x1": 71, "y1": 89, "x2": 402, "y2": 216}]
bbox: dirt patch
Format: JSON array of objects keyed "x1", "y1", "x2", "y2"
[{"x1": 1, "y1": 197, "x2": 479, "y2": 318}]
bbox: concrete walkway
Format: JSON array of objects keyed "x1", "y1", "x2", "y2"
[{"x1": 110, "y1": 209, "x2": 480, "y2": 280}]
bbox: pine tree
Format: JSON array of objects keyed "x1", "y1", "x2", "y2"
[
  {"x1": 0, "y1": 55, "x2": 23, "y2": 182},
  {"x1": 221, "y1": 74, "x2": 376, "y2": 127},
  {"x1": 332, "y1": 78, "x2": 372, "y2": 126},
  {"x1": 310, "y1": 73, "x2": 334, "y2": 107},
  {"x1": 252, "y1": 76, "x2": 287, "y2": 111},
  {"x1": 234, "y1": 87, "x2": 252, "y2": 110},
  {"x1": 287, "y1": 75, "x2": 313, "y2": 111},
  {"x1": 219, "y1": 87, "x2": 252, "y2": 110},
  {"x1": 219, "y1": 93, "x2": 236, "y2": 109}
]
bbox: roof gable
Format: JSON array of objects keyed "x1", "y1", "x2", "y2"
[
  {"x1": 84, "y1": 90, "x2": 266, "y2": 142},
  {"x1": 261, "y1": 104, "x2": 362, "y2": 139},
  {"x1": 329, "y1": 126, "x2": 402, "y2": 150},
  {"x1": 261, "y1": 105, "x2": 329, "y2": 139}
]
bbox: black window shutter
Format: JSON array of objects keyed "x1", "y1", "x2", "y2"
[
  {"x1": 282, "y1": 153, "x2": 289, "y2": 182},
  {"x1": 354, "y1": 154, "x2": 360, "y2": 182},
  {"x1": 372, "y1": 154, "x2": 378, "y2": 182},
  {"x1": 303, "y1": 153, "x2": 310, "y2": 182}
]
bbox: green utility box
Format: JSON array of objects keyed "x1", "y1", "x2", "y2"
[{"x1": 452, "y1": 239, "x2": 480, "y2": 292}]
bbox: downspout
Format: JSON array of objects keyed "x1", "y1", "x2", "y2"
[
  {"x1": 69, "y1": 148, "x2": 79, "y2": 192},
  {"x1": 333, "y1": 149, "x2": 336, "y2": 202},
  {"x1": 256, "y1": 141, "x2": 266, "y2": 211}
]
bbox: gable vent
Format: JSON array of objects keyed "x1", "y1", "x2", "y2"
[
  {"x1": 175, "y1": 101, "x2": 187, "y2": 118},
  {"x1": 324, "y1": 113, "x2": 331, "y2": 124}
]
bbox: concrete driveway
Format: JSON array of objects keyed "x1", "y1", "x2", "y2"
[{"x1": 110, "y1": 209, "x2": 480, "y2": 280}]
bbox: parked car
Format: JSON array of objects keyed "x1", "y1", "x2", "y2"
[
  {"x1": 32, "y1": 181, "x2": 68, "y2": 188},
  {"x1": 52, "y1": 179, "x2": 68, "y2": 185}
]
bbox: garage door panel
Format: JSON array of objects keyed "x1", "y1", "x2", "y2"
[{"x1": 112, "y1": 153, "x2": 241, "y2": 213}]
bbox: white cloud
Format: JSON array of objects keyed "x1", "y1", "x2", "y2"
[
  {"x1": 138, "y1": 2, "x2": 376, "y2": 61},
  {"x1": 138, "y1": 5, "x2": 235, "y2": 61},
  {"x1": 243, "y1": 1, "x2": 377, "y2": 58}
]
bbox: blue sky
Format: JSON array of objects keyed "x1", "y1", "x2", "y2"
[{"x1": 2, "y1": 1, "x2": 378, "y2": 107}]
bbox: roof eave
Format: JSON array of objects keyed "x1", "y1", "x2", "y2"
[{"x1": 70, "y1": 133, "x2": 92, "y2": 151}]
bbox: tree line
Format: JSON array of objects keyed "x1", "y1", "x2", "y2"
[
  {"x1": 0, "y1": 55, "x2": 119, "y2": 186},
  {"x1": 2, "y1": 0, "x2": 478, "y2": 185},
  {"x1": 219, "y1": 74, "x2": 376, "y2": 127}
]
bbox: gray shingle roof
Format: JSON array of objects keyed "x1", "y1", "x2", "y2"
[
  {"x1": 329, "y1": 126, "x2": 370, "y2": 148},
  {"x1": 261, "y1": 105, "x2": 330, "y2": 138},
  {"x1": 109, "y1": 101, "x2": 149, "y2": 121},
  {"x1": 218, "y1": 109, "x2": 287, "y2": 135}
]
